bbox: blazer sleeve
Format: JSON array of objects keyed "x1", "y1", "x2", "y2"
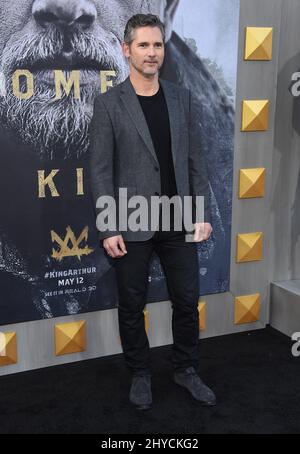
[
  {"x1": 89, "y1": 95, "x2": 120, "y2": 240},
  {"x1": 188, "y1": 89, "x2": 211, "y2": 225}
]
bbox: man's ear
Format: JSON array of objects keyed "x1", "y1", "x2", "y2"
[
  {"x1": 162, "y1": 0, "x2": 180, "y2": 42},
  {"x1": 122, "y1": 42, "x2": 129, "y2": 58}
]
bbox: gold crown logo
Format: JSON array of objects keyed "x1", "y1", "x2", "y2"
[{"x1": 51, "y1": 226, "x2": 94, "y2": 261}]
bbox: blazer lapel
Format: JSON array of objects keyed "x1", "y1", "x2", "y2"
[
  {"x1": 159, "y1": 78, "x2": 180, "y2": 167},
  {"x1": 120, "y1": 76, "x2": 180, "y2": 167},
  {"x1": 120, "y1": 77, "x2": 158, "y2": 166}
]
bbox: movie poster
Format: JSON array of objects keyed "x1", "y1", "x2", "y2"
[{"x1": 0, "y1": 0, "x2": 240, "y2": 325}]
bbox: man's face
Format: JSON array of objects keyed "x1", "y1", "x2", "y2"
[
  {"x1": 0, "y1": 0, "x2": 164, "y2": 158},
  {"x1": 123, "y1": 26, "x2": 165, "y2": 78}
]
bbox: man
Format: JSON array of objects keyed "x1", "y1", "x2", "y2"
[{"x1": 89, "y1": 14, "x2": 216, "y2": 410}]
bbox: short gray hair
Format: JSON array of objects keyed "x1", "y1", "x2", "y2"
[{"x1": 124, "y1": 14, "x2": 165, "y2": 44}]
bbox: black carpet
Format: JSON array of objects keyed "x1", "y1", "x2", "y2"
[{"x1": 0, "y1": 326, "x2": 299, "y2": 434}]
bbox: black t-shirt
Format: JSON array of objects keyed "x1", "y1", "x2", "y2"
[{"x1": 137, "y1": 85, "x2": 178, "y2": 199}]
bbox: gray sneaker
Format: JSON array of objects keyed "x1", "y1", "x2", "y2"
[
  {"x1": 129, "y1": 374, "x2": 152, "y2": 410},
  {"x1": 174, "y1": 367, "x2": 216, "y2": 406}
]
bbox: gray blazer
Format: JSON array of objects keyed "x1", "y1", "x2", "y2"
[{"x1": 89, "y1": 76, "x2": 211, "y2": 241}]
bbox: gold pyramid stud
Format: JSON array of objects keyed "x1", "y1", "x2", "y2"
[
  {"x1": 198, "y1": 301, "x2": 206, "y2": 331},
  {"x1": 143, "y1": 309, "x2": 149, "y2": 335},
  {"x1": 239, "y1": 168, "x2": 266, "y2": 198},
  {"x1": 55, "y1": 320, "x2": 86, "y2": 356},
  {"x1": 235, "y1": 293, "x2": 261, "y2": 324},
  {"x1": 236, "y1": 232, "x2": 263, "y2": 262},
  {"x1": 0, "y1": 332, "x2": 17, "y2": 366},
  {"x1": 244, "y1": 27, "x2": 273, "y2": 60},
  {"x1": 242, "y1": 100, "x2": 269, "y2": 131}
]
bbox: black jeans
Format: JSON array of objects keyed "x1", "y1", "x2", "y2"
[{"x1": 114, "y1": 220, "x2": 200, "y2": 376}]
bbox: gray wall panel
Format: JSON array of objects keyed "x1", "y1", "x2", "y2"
[{"x1": 230, "y1": 0, "x2": 282, "y2": 327}]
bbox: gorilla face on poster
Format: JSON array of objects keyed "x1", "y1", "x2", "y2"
[{"x1": 0, "y1": 0, "x2": 236, "y2": 324}]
